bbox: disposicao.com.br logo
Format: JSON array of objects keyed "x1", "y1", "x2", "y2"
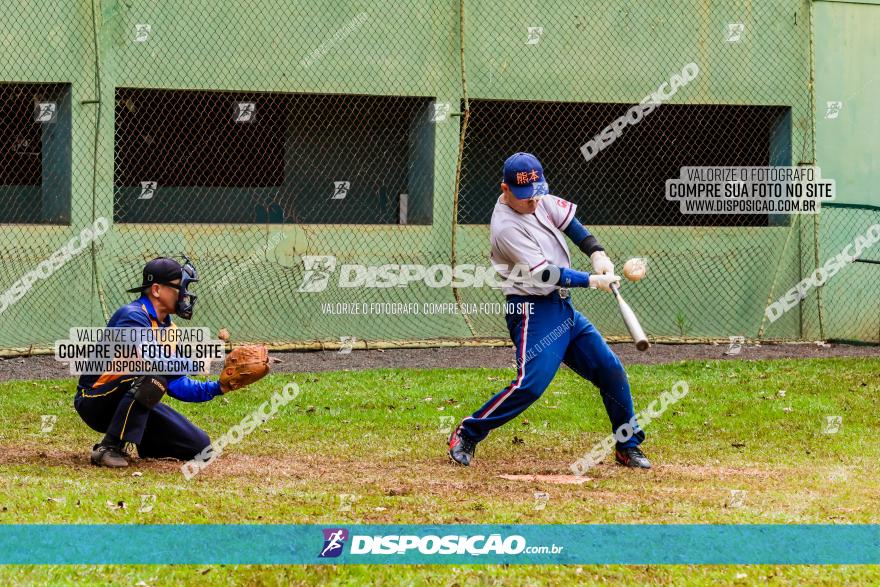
[
  {"x1": 298, "y1": 256, "x2": 556, "y2": 293},
  {"x1": 317, "y1": 528, "x2": 563, "y2": 558},
  {"x1": 318, "y1": 528, "x2": 349, "y2": 558}
]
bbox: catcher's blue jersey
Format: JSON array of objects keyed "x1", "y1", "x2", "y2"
[{"x1": 76, "y1": 295, "x2": 220, "y2": 403}]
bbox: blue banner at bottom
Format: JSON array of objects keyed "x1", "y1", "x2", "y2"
[{"x1": 0, "y1": 525, "x2": 877, "y2": 565}]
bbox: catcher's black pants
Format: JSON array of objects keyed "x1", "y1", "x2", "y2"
[{"x1": 74, "y1": 378, "x2": 210, "y2": 460}]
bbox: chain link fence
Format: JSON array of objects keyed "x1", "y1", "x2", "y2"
[
  {"x1": 1, "y1": 0, "x2": 876, "y2": 353},
  {"x1": 811, "y1": 205, "x2": 880, "y2": 344}
]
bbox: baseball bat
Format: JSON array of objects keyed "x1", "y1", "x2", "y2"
[{"x1": 610, "y1": 283, "x2": 650, "y2": 351}]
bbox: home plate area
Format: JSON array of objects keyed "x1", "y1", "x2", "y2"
[{"x1": 496, "y1": 474, "x2": 592, "y2": 485}]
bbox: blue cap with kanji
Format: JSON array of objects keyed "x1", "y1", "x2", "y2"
[{"x1": 503, "y1": 152, "x2": 549, "y2": 199}]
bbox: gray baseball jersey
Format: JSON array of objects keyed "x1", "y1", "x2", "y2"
[{"x1": 490, "y1": 194, "x2": 578, "y2": 296}]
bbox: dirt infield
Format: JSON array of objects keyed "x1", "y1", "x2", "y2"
[{"x1": 1, "y1": 341, "x2": 877, "y2": 383}]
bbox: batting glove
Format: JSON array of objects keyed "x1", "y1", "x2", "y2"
[
  {"x1": 589, "y1": 273, "x2": 621, "y2": 292},
  {"x1": 590, "y1": 251, "x2": 615, "y2": 275}
]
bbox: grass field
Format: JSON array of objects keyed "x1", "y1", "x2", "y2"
[{"x1": 0, "y1": 356, "x2": 878, "y2": 585}]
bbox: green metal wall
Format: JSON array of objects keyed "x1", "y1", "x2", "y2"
[
  {"x1": 812, "y1": 0, "x2": 880, "y2": 342},
  {"x1": 814, "y1": 0, "x2": 880, "y2": 207}
]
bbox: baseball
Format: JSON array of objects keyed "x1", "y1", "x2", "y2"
[{"x1": 623, "y1": 258, "x2": 647, "y2": 281}]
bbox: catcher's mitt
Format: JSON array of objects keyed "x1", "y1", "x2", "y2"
[{"x1": 219, "y1": 345, "x2": 270, "y2": 392}]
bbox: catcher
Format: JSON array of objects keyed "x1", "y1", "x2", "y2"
[{"x1": 73, "y1": 256, "x2": 270, "y2": 468}]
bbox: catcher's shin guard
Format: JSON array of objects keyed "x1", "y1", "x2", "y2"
[
  {"x1": 131, "y1": 375, "x2": 168, "y2": 408},
  {"x1": 106, "y1": 375, "x2": 168, "y2": 445}
]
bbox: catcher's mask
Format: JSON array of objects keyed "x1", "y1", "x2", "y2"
[
  {"x1": 172, "y1": 255, "x2": 199, "y2": 320},
  {"x1": 127, "y1": 255, "x2": 199, "y2": 319}
]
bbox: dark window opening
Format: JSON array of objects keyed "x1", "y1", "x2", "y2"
[
  {"x1": 0, "y1": 83, "x2": 71, "y2": 224},
  {"x1": 458, "y1": 100, "x2": 791, "y2": 226},
  {"x1": 114, "y1": 89, "x2": 435, "y2": 224}
]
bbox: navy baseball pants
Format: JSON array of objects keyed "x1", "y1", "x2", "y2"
[
  {"x1": 460, "y1": 291, "x2": 645, "y2": 448},
  {"x1": 74, "y1": 379, "x2": 210, "y2": 460}
]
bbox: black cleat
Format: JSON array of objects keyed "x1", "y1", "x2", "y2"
[
  {"x1": 615, "y1": 446, "x2": 652, "y2": 469},
  {"x1": 448, "y1": 425, "x2": 477, "y2": 467},
  {"x1": 90, "y1": 443, "x2": 129, "y2": 468}
]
